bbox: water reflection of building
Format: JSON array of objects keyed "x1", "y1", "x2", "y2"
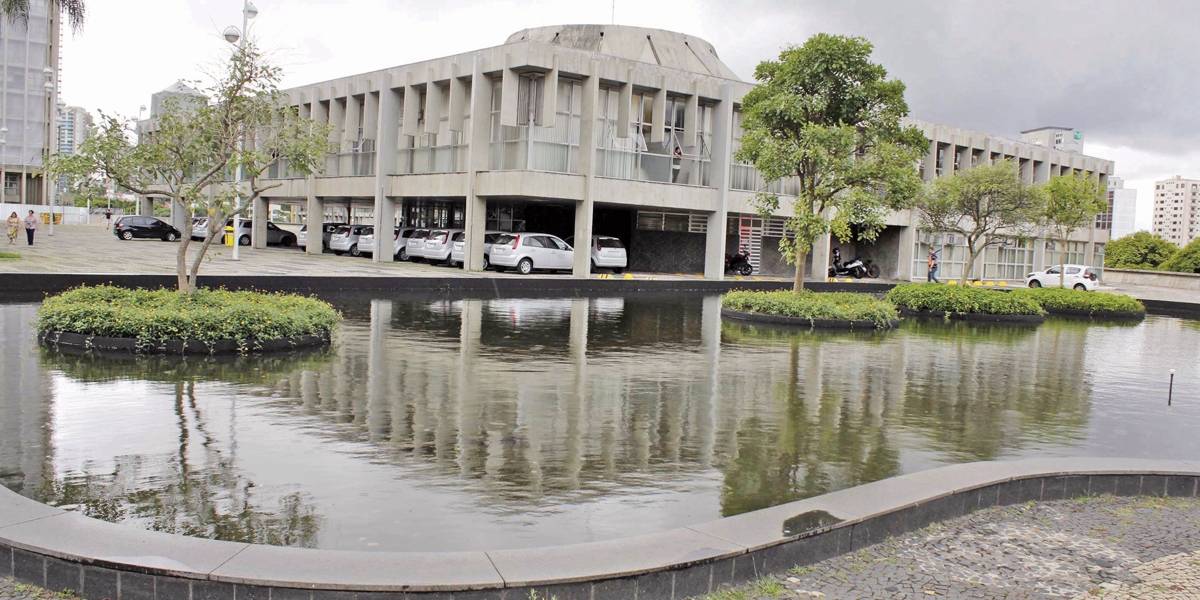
[{"x1": 0, "y1": 304, "x2": 52, "y2": 494}]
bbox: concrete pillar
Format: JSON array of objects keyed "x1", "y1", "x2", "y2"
[
  {"x1": 571, "y1": 60, "x2": 601, "y2": 278},
  {"x1": 138, "y1": 195, "x2": 153, "y2": 216},
  {"x1": 402, "y1": 80, "x2": 421, "y2": 138},
  {"x1": 704, "y1": 84, "x2": 734, "y2": 280},
  {"x1": 616, "y1": 72, "x2": 632, "y2": 138},
  {"x1": 811, "y1": 232, "x2": 832, "y2": 281},
  {"x1": 448, "y1": 65, "x2": 468, "y2": 133},
  {"x1": 923, "y1": 139, "x2": 937, "y2": 182},
  {"x1": 343, "y1": 94, "x2": 362, "y2": 152},
  {"x1": 328, "y1": 93, "x2": 346, "y2": 149},
  {"x1": 463, "y1": 56, "x2": 493, "y2": 272},
  {"x1": 936, "y1": 143, "x2": 952, "y2": 176},
  {"x1": 169, "y1": 198, "x2": 188, "y2": 234},
  {"x1": 539, "y1": 58, "x2": 558, "y2": 127},
  {"x1": 424, "y1": 71, "x2": 443, "y2": 135},
  {"x1": 373, "y1": 84, "x2": 402, "y2": 263},
  {"x1": 305, "y1": 178, "x2": 323, "y2": 255},
  {"x1": 252, "y1": 196, "x2": 268, "y2": 249},
  {"x1": 682, "y1": 88, "x2": 699, "y2": 149},
  {"x1": 897, "y1": 224, "x2": 917, "y2": 280},
  {"x1": 363, "y1": 92, "x2": 379, "y2": 142},
  {"x1": 499, "y1": 60, "x2": 519, "y2": 127},
  {"x1": 956, "y1": 146, "x2": 972, "y2": 172},
  {"x1": 650, "y1": 78, "x2": 667, "y2": 144}
]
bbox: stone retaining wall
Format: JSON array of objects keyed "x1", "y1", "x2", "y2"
[{"x1": 1104, "y1": 268, "x2": 1200, "y2": 290}]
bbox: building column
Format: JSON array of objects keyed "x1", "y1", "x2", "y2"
[
  {"x1": 305, "y1": 178, "x2": 323, "y2": 255},
  {"x1": 704, "y1": 84, "x2": 734, "y2": 280},
  {"x1": 923, "y1": 139, "x2": 938, "y2": 182},
  {"x1": 462, "y1": 55, "x2": 493, "y2": 272},
  {"x1": 811, "y1": 231, "x2": 831, "y2": 281},
  {"x1": 138, "y1": 195, "x2": 153, "y2": 216},
  {"x1": 252, "y1": 196, "x2": 268, "y2": 249},
  {"x1": 896, "y1": 224, "x2": 917, "y2": 280},
  {"x1": 373, "y1": 84, "x2": 402, "y2": 263},
  {"x1": 169, "y1": 198, "x2": 188, "y2": 234},
  {"x1": 572, "y1": 60, "x2": 601, "y2": 278}
]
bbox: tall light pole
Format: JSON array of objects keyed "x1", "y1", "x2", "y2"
[
  {"x1": 224, "y1": 0, "x2": 257, "y2": 260},
  {"x1": 44, "y1": 66, "x2": 56, "y2": 236}
]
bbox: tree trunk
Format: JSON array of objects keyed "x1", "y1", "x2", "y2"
[
  {"x1": 176, "y1": 239, "x2": 191, "y2": 293},
  {"x1": 1059, "y1": 235, "x2": 1068, "y2": 288},
  {"x1": 793, "y1": 248, "x2": 807, "y2": 292},
  {"x1": 962, "y1": 242, "x2": 979, "y2": 285}
]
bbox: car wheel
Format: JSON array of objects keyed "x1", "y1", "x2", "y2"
[
  {"x1": 613, "y1": 268, "x2": 624, "y2": 274},
  {"x1": 239, "y1": 235, "x2": 250, "y2": 246},
  {"x1": 164, "y1": 232, "x2": 178, "y2": 242},
  {"x1": 482, "y1": 255, "x2": 490, "y2": 270},
  {"x1": 590, "y1": 260, "x2": 598, "y2": 273},
  {"x1": 867, "y1": 265, "x2": 880, "y2": 278},
  {"x1": 349, "y1": 244, "x2": 360, "y2": 257},
  {"x1": 396, "y1": 248, "x2": 407, "y2": 261},
  {"x1": 517, "y1": 257, "x2": 534, "y2": 275},
  {"x1": 334, "y1": 250, "x2": 344, "y2": 256},
  {"x1": 282, "y1": 236, "x2": 295, "y2": 247},
  {"x1": 1028, "y1": 279, "x2": 1041, "y2": 288},
  {"x1": 120, "y1": 230, "x2": 133, "y2": 240},
  {"x1": 739, "y1": 264, "x2": 753, "y2": 276},
  {"x1": 1074, "y1": 283, "x2": 1087, "y2": 291}
]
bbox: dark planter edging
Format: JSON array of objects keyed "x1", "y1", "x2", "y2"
[
  {"x1": 37, "y1": 330, "x2": 330, "y2": 355},
  {"x1": 2, "y1": 458, "x2": 1198, "y2": 600},
  {"x1": 721, "y1": 307, "x2": 897, "y2": 330},
  {"x1": 1039, "y1": 307, "x2": 1146, "y2": 321},
  {"x1": 897, "y1": 307, "x2": 1046, "y2": 324}
]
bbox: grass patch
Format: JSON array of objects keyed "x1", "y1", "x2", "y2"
[
  {"x1": 37, "y1": 285, "x2": 340, "y2": 351},
  {"x1": 885, "y1": 283, "x2": 1045, "y2": 317},
  {"x1": 721, "y1": 290, "x2": 898, "y2": 329},
  {"x1": 1009, "y1": 287, "x2": 1145, "y2": 318},
  {"x1": 0, "y1": 250, "x2": 19, "y2": 259}
]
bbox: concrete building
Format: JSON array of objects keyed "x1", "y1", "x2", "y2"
[
  {"x1": 0, "y1": 0, "x2": 61, "y2": 205},
  {"x1": 1153, "y1": 175, "x2": 1200, "y2": 246},
  {"x1": 243, "y1": 24, "x2": 1113, "y2": 280},
  {"x1": 56, "y1": 104, "x2": 92, "y2": 155},
  {"x1": 1103, "y1": 176, "x2": 1139, "y2": 241},
  {"x1": 1020, "y1": 126, "x2": 1085, "y2": 154}
]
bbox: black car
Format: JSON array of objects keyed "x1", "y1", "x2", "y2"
[{"x1": 113, "y1": 216, "x2": 182, "y2": 242}]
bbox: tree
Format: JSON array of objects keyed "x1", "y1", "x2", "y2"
[
  {"x1": 736, "y1": 33, "x2": 927, "y2": 291},
  {"x1": 51, "y1": 42, "x2": 330, "y2": 293},
  {"x1": 2, "y1": 0, "x2": 84, "y2": 31},
  {"x1": 1040, "y1": 173, "x2": 1107, "y2": 287},
  {"x1": 1160, "y1": 238, "x2": 1200, "y2": 274},
  {"x1": 1104, "y1": 231, "x2": 1176, "y2": 270},
  {"x1": 915, "y1": 161, "x2": 1043, "y2": 284}
]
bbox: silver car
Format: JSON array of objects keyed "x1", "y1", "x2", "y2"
[
  {"x1": 220, "y1": 220, "x2": 297, "y2": 247},
  {"x1": 423, "y1": 229, "x2": 463, "y2": 266},
  {"x1": 358, "y1": 226, "x2": 399, "y2": 257},
  {"x1": 329, "y1": 224, "x2": 372, "y2": 257},
  {"x1": 489, "y1": 233, "x2": 575, "y2": 274},
  {"x1": 450, "y1": 231, "x2": 504, "y2": 268},
  {"x1": 567, "y1": 235, "x2": 628, "y2": 273},
  {"x1": 404, "y1": 229, "x2": 431, "y2": 261}
]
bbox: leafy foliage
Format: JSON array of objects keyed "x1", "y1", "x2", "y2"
[
  {"x1": 885, "y1": 283, "x2": 1045, "y2": 316},
  {"x1": 50, "y1": 42, "x2": 331, "y2": 293},
  {"x1": 1010, "y1": 288, "x2": 1145, "y2": 318},
  {"x1": 1040, "y1": 174, "x2": 1107, "y2": 287},
  {"x1": 1104, "y1": 231, "x2": 1176, "y2": 270},
  {"x1": 915, "y1": 161, "x2": 1043, "y2": 283},
  {"x1": 37, "y1": 285, "x2": 340, "y2": 350},
  {"x1": 1160, "y1": 237, "x2": 1200, "y2": 273},
  {"x1": 736, "y1": 33, "x2": 927, "y2": 290},
  {"x1": 2, "y1": 0, "x2": 84, "y2": 32},
  {"x1": 722, "y1": 289, "x2": 898, "y2": 328}
]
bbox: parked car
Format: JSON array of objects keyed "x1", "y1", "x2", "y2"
[
  {"x1": 358, "y1": 226, "x2": 399, "y2": 257},
  {"x1": 403, "y1": 229, "x2": 431, "y2": 261},
  {"x1": 221, "y1": 220, "x2": 297, "y2": 247},
  {"x1": 566, "y1": 235, "x2": 628, "y2": 273},
  {"x1": 299, "y1": 222, "x2": 348, "y2": 251},
  {"x1": 422, "y1": 229, "x2": 464, "y2": 265},
  {"x1": 489, "y1": 233, "x2": 574, "y2": 274},
  {"x1": 395, "y1": 227, "x2": 417, "y2": 260},
  {"x1": 329, "y1": 224, "x2": 372, "y2": 257},
  {"x1": 190, "y1": 217, "x2": 209, "y2": 240},
  {"x1": 450, "y1": 230, "x2": 504, "y2": 268},
  {"x1": 113, "y1": 216, "x2": 182, "y2": 242},
  {"x1": 1025, "y1": 264, "x2": 1100, "y2": 291}
]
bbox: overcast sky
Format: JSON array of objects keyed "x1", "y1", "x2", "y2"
[{"x1": 61, "y1": 0, "x2": 1198, "y2": 229}]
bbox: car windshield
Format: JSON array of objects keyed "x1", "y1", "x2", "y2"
[
  {"x1": 412, "y1": 230, "x2": 429, "y2": 239},
  {"x1": 494, "y1": 234, "x2": 517, "y2": 245},
  {"x1": 333, "y1": 226, "x2": 350, "y2": 235},
  {"x1": 597, "y1": 237, "x2": 624, "y2": 248},
  {"x1": 452, "y1": 232, "x2": 465, "y2": 242},
  {"x1": 484, "y1": 233, "x2": 502, "y2": 244}
]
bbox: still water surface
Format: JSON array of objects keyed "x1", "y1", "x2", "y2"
[{"x1": 1, "y1": 294, "x2": 1199, "y2": 551}]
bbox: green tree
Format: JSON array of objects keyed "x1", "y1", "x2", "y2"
[
  {"x1": 1040, "y1": 173, "x2": 1107, "y2": 287},
  {"x1": 1103, "y1": 231, "x2": 1175, "y2": 270},
  {"x1": 2, "y1": 0, "x2": 84, "y2": 31},
  {"x1": 51, "y1": 43, "x2": 330, "y2": 293},
  {"x1": 736, "y1": 34, "x2": 927, "y2": 291},
  {"x1": 915, "y1": 161, "x2": 1043, "y2": 284},
  {"x1": 1160, "y1": 238, "x2": 1200, "y2": 273}
]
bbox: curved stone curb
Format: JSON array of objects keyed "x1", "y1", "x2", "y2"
[
  {"x1": 897, "y1": 307, "x2": 1046, "y2": 324},
  {"x1": 37, "y1": 330, "x2": 330, "y2": 355},
  {"x1": 3, "y1": 458, "x2": 1198, "y2": 599},
  {"x1": 721, "y1": 307, "x2": 898, "y2": 330}
]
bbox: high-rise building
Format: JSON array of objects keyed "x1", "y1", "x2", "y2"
[
  {"x1": 1105, "y1": 176, "x2": 1139, "y2": 240},
  {"x1": 57, "y1": 104, "x2": 91, "y2": 155},
  {"x1": 0, "y1": 0, "x2": 61, "y2": 205},
  {"x1": 1153, "y1": 175, "x2": 1200, "y2": 246}
]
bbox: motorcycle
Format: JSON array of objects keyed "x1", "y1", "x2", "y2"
[
  {"x1": 726, "y1": 249, "x2": 754, "y2": 276},
  {"x1": 828, "y1": 256, "x2": 880, "y2": 279}
]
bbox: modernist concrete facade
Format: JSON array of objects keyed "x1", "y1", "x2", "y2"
[
  {"x1": 248, "y1": 24, "x2": 1114, "y2": 281},
  {"x1": 0, "y1": 0, "x2": 61, "y2": 205},
  {"x1": 1153, "y1": 175, "x2": 1199, "y2": 246}
]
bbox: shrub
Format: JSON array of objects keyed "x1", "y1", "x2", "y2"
[
  {"x1": 1159, "y1": 238, "x2": 1200, "y2": 274},
  {"x1": 1104, "y1": 231, "x2": 1176, "y2": 270},
  {"x1": 885, "y1": 283, "x2": 1044, "y2": 316},
  {"x1": 721, "y1": 290, "x2": 898, "y2": 328},
  {"x1": 37, "y1": 285, "x2": 341, "y2": 350},
  {"x1": 0, "y1": 251, "x2": 18, "y2": 259},
  {"x1": 1010, "y1": 287, "x2": 1145, "y2": 317}
]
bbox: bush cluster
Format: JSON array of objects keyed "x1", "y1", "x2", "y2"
[
  {"x1": 1010, "y1": 287, "x2": 1145, "y2": 317},
  {"x1": 1105, "y1": 231, "x2": 1200, "y2": 274},
  {"x1": 885, "y1": 283, "x2": 1044, "y2": 316},
  {"x1": 37, "y1": 285, "x2": 340, "y2": 349},
  {"x1": 721, "y1": 290, "x2": 898, "y2": 328}
]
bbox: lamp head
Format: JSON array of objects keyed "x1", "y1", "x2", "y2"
[
  {"x1": 245, "y1": 1, "x2": 258, "y2": 19},
  {"x1": 223, "y1": 25, "x2": 241, "y2": 44}
]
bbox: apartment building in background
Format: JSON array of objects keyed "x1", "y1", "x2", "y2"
[
  {"x1": 1103, "y1": 176, "x2": 1139, "y2": 240},
  {"x1": 145, "y1": 24, "x2": 1113, "y2": 280},
  {"x1": 1153, "y1": 175, "x2": 1200, "y2": 246},
  {"x1": 56, "y1": 104, "x2": 92, "y2": 155},
  {"x1": 0, "y1": 0, "x2": 61, "y2": 205}
]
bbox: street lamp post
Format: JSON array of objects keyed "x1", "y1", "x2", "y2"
[
  {"x1": 44, "y1": 67, "x2": 56, "y2": 236},
  {"x1": 224, "y1": 0, "x2": 257, "y2": 260}
]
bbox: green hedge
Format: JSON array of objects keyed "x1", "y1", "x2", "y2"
[
  {"x1": 1010, "y1": 287, "x2": 1145, "y2": 318},
  {"x1": 885, "y1": 283, "x2": 1045, "y2": 316},
  {"x1": 721, "y1": 290, "x2": 898, "y2": 328},
  {"x1": 37, "y1": 285, "x2": 340, "y2": 350}
]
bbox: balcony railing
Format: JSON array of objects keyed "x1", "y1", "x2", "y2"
[
  {"x1": 395, "y1": 145, "x2": 466, "y2": 175},
  {"x1": 595, "y1": 148, "x2": 711, "y2": 187},
  {"x1": 265, "y1": 158, "x2": 309, "y2": 180},
  {"x1": 729, "y1": 163, "x2": 800, "y2": 196},
  {"x1": 323, "y1": 152, "x2": 376, "y2": 177}
]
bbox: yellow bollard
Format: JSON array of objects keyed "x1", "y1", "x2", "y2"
[
  {"x1": 223, "y1": 225, "x2": 235, "y2": 246},
  {"x1": 623, "y1": 273, "x2": 633, "y2": 280}
]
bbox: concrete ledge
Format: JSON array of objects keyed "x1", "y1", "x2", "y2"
[
  {"x1": 721, "y1": 307, "x2": 897, "y2": 330},
  {"x1": 38, "y1": 330, "x2": 331, "y2": 355},
  {"x1": 4, "y1": 458, "x2": 1199, "y2": 599},
  {"x1": 1105, "y1": 268, "x2": 1200, "y2": 290}
]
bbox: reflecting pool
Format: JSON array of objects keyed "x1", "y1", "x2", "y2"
[{"x1": 1, "y1": 294, "x2": 1198, "y2": 551}]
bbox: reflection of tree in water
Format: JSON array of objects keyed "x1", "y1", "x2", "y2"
[{"x1": 38, "y1": 351, "x2": 325, "y2": 547}]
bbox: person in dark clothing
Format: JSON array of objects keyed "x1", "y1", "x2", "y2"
[
  {"x1": 23, "y1": 210, "x2": 37, "y2": 246},
  {"x1": 927, "y1": 249, "x2": 940, "y2": 283}
]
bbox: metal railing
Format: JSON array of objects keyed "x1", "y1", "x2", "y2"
[
  {"x1": 595, "y1": 148, "x2": 711, "y2": 186},
  {"x1": 395, "y1": 145, "x2": 466, "y2": 175},
  {"x1": 323, "y1": 152, "x2": 376, "y2": 177}
]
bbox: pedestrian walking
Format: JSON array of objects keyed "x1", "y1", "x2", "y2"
[
  {"x1": 23, "y1": 210, "x2": 37, "y2": 246},
  {"x1": 104, "y1": 208, "x2": 113, "y2": 230},
  {"x1": 5, "y1": 212, "x2": 19, "y2": 245},
  {"x1": 927, "y1": 249, "x2": 940, "y2": 283}
]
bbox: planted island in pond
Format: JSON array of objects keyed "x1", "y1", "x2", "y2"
[
  {"x1": 721, "y1": 289, "x2": 899, "y2": 329},
  {"x1": 37, "y1": 285, "x2": 340, "y2": 354},
  {"x1": 885, "y1": 283, "x2": 1046, "y2": 322},
  {"x1": 1009, "y1": 287, "x2": 1146, "y2": 319}
]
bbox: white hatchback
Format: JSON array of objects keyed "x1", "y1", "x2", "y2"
[
  {"x1": 403, "y1": 229, "x2": 431, "y2": 261},
  {"x1": 489, "y1": 233, "x2": 575, "y2": 274},
  {"x1": 422, "y1": 229, "x2": 464, "y2": 265},
  {"x1": 450, "y1": 231, "x2": 504, "y2": 268},
  {"x1": 567, "y1": 235, "x2": 628, "y2": 273},
  {"x1": 1025, "y1": 264, "x2": 1100, "y2": 291}
]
